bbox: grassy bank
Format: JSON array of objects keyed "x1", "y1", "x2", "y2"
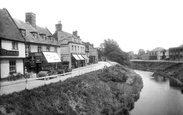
[
  {"x1": 0, "y1": 64, "x2": 143, "y2": 115},
  {"x1": 131, "y1": 61, "x2": 183, "y2": 86}
]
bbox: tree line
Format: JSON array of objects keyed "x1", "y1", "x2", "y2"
[{"x1": 97, "y1": 38, "x2": 130, "y2": 66}]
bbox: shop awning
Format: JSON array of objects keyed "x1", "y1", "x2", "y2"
[
  {"x1": 78, "y1": 54, "x2": 84, "y2": 60},
  {"x1": 42, "y1": 52, "x2": 61, "y2": 63},
  {"x1": 72, "y1": 54, "x2": 80, "y2": 60},
  {"x1": 82, "y1": 55, "x2": 89, "y2": 60}
]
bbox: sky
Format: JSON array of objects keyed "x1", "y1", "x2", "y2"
[{"x1": 1, "y1": 0, "x2": 183, "y2": 54}]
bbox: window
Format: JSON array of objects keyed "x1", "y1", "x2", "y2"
[
  {"x1": 31, "y1": 33, "x2": 38, "y2": 38},
  {"x1": 20, "y1": 29, "x2": 26, "y2": 37},
  {"x1": 72, "y1": 45, "x2": 74, "y2": 52},
  {"x1": 12, "y1": 41, "x2": 18, "y2": 50},
  {"x1": 38, "y1": 46, "x2": 42, "y2": 53},
  {"x1": 25, "y1": 44, "x2": 30, "y2": 57},
  {"x1": 46, "y1": 46, "x2": 50, "y2": 51},
  {"x1": 9, "y1": 60, "x2": 16, "y2": 73}
]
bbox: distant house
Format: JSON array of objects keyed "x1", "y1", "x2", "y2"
[
  {"x1": 169, "y1": 45, "x2": 183, "y2": 60},
  {"x1": 128, "y1": 51, "x2": 135, "y2": 59},
  {"x1": 84, "y1": 42, "x2": 98, "y2": 64},
  {"x1": 149, "y1": 47, "x2": 165, "y2": 60}
]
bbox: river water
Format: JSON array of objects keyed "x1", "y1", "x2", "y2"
[{"x1": 130, "y1": 70, "x2": 183, "y2": 115}]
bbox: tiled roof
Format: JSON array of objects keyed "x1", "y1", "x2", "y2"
[
  {"x1": 0, "y1": 8, "x2": 25, "y2": 42},
  {"x1": 37, "y1": 26, "x2": 51, "y2": 36},
  {"x1": 14, "y1": 19, "x2": 59, "y2": 46},
  {"x1": 151, "y1": 47, "x2": 165, "y2": 51},
  {"x1": 53, "y1": 31, "x2": 80, "y2": 44}
]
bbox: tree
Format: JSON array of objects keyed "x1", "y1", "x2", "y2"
[
  {"x1": 138, "y1": 49, "x2": 145, "y2": 56},
  {"x1": 97, "y1": 43, "x2": 105, "y2": 60},
  {"x1": 98, "y1": 38, "x2": 130, "y2": 66}
]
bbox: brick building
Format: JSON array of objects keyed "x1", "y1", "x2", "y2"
[
  {"x1": 169, "y1": 46, "x2": 183, "y2": 60},
  {"x1": 53, "y1": 21, "x2": 87, "y2": 69}
]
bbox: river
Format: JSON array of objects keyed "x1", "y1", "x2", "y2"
[{"x1": 130, "y1": 70, "x2": 183, "y2": 115}]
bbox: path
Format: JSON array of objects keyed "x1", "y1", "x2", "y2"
[{"x1": 0, "y1": 61, "x2": 112, "y2": 95}]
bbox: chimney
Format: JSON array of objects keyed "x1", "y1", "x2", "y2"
[
  {"x1": 55, "y1": 21, "x2": 62, "y2": 31},
  {"x1": 25, "y1": 12, "x2": 36, "y2": 29},
  {"x1": 73, "y1": 31, "x2": 78, "y2": 36}
]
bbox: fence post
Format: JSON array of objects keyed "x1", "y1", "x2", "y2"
[
  {"x1": 25, "y1": 78, "x2": 28, "y2": 89},
  {"x1": 44, "y1": 76, "x2": 46, "y2": 85},
  {"x1": 59, "y1": 74, "x2": 61, "y2": 82}
]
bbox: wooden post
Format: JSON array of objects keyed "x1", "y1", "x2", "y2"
[
  {"x1": 44, "y1": 76, "x2": 46, "y2": 85},
  {"x1": 25, "y1": 78, "x2": 28, "y2": 89}
]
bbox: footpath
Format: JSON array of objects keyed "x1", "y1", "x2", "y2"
[{"x1": 0, "y1": 61, "x2": 111, "y2": 95}]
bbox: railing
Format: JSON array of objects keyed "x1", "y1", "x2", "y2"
[{"x1": 0, "y1": 62, "x2": 109, "y2": 95}]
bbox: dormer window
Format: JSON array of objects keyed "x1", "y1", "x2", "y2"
[
  {"x1": 48, "y1": 35, "x2": 53, "y2": 41},
  {"x1": 20, "y1": 29, "x2": 26, "y2": 37},
  {"x1": 40, "y1": 34, "x2": 46, "y2": 39},
  {"x1": 31, "y1": 32, "x2": 38, "y2": 38}
]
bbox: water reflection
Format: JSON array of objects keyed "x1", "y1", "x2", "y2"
[
  {"x1": 131, "y1": 70, "x2": 183, "y2": 115},
  {"x1": 152, "y1": 75, "x2": 168, "y2": 83}
]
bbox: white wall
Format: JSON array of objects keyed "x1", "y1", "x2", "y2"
[
  {"x1": 16, "y1": 59, "x2": 24, "y2": 74},
  {"x1": 1, "y1": 60, "x2": 9, "y2": 78},
  {"x1": 18, "y1": 42, "x2": 25, "y2": 57},
  {"x1": 1, "y1": 40, "x2": 25, "y2": 58},
  {"x1": 2, "y1": 40, "x2": 11, "y2": 50},
  {"x1": 57, "y1": 47, "x2": 61, "y2": 59},
  {"x1": 1, "y1": 59, "x2": 24, "y2": 78}
]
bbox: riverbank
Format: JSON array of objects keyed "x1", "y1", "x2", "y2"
[
  {"x1": 131, "y1": 61, "x2": 183, "y2": 87},
  {"x1": 0, "y1": 64, "x2": 143, "y2": 115}
]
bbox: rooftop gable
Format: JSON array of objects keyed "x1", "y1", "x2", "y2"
[
  {"x1": 14, "y1": 19, "x2": 59, "y2": 46},
  {"x1": 0, "y1": 8, "x2": 25, "y2": 42}
]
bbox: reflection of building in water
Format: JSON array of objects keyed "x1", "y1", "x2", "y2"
[
  {"x1": 153, "y1": 75, "x2": 167, "y2": 83},
  {"x1": 169, "y1": 78, "x2": 183, "y2": 87}
]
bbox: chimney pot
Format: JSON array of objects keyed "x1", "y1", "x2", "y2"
[
  {"x1": 25, "y1": 12, "x2": 36, "y2": 29},
  {"x1": 55, "y1": 21, "x2": 62, "y2": 31},
  {"x1": 73, "y1": 31, "x2": 78, "y2": 36}
]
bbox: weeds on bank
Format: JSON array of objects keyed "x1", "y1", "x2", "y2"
[{"x1": 0, "y1": 65, "x2": 142, "y2": 115}]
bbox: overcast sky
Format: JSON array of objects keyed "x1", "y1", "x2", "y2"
[{"x1": 1, "y1": 0, "x2": 183, "y2": 54}]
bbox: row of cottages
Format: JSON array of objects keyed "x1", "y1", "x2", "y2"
[
  {"x1": 169, "y1": 45, "x2": 183, "y2": 61},
  {"x1": 0, "y1": 8, "x2": 98, "y2": 80},
  {"x1": 14, "y1": 13, "x2": 61, "y2": 74},
  {"x1": 0, "y1": 8, "x2": 61, "y2": 79}
]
